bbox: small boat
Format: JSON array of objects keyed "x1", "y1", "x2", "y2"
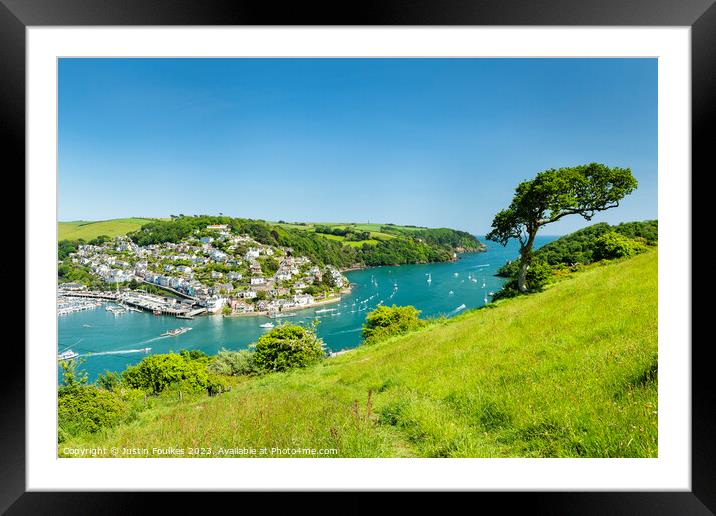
[
  {"x1": 58, "y1": 350, "x2": 79, "y2": 361},
  {"x1": 161, "y1": 327, "x2": 192, "y2": 337},
  {"x1": 448, "y1": 290, "x2": 454, "y2": 296},
  {"x1": 260, "y1": 322, "x2": 275, "y2": 329},
  {"x1": 153, "y1": 309, "x2": 161, "y2": 316}
]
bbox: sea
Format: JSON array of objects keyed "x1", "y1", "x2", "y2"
[{"x1": 58, "y1": 236, "x2": 557, "y2": 382}]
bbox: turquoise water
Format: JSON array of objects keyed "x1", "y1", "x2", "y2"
[{"x1": 58, "y1": 236, "x2": 556, "y2": 381}]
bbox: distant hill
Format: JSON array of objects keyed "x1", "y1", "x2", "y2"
[{"x1": 58, "y1": 218, "x2": 159, "y2": 241}]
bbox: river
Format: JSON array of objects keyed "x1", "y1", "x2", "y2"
[{"x1": 57, "y1": 236, "x2": 557, "y2": 382}]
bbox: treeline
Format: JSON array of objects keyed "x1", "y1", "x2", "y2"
[
  {"x1": 124, "y1": 215, "x2": 482, "y2": 268},
  {"x1": 314, "y1": 225, "x2": 371, "y2": 241},
  {"x1": 497, "y1": 220, "x2": 658, "y2": 277},
  {"x1": 360, "y1": 238, "x2": 454, "y2": 266}
]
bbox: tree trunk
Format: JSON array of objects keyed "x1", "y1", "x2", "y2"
[
  {"x1": 517, "y1": 229, "x2": 538, "y2": 293},
  {"x1": 517, "y1": 258, "x2": 529, "y2": 293}
]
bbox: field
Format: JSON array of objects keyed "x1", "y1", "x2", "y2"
[
  {"x1": 271, "y1": 221, "x2": 425, "y2": 247},
  {"x1": 60, "y1": 250, "x2": 658, "y2": 458},
  {"x1": 59, "y1": 218, "x2": 422, "y2": 247},
  {"x1": 58, "y1": 218, "x2": 158, "y2": 241}
]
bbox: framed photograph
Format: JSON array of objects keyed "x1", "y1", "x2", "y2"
[{"x1": 5, "y1": 0, "x2": 711, "y2": 512}]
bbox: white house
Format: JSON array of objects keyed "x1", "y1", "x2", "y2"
[
  {"x1": 242, "y1": 290, "x2": 258, "y2": 299},
  {"x1": 275, "y1": 271, "x2": 292, "y2": 281},
  {"x1": 245, "y1": 248, "x2": 261, "y2": 260},
  {"x1": 293, "y1": 294, "x2": 314, "y2": 306}
]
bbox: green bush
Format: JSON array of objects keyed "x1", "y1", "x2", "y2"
[
  {"x1": 96, "y1": 370, "x2": 123, "y2": 391},
  {"x1": 122, "y1": 352, "x2": 211, "y2": 394},
  {"x1": 493, "y1": 259, "x2": 553, "y2": 300},
  {"x1": 208, "y1": 349, "x2": 259, "y2": 376},
  {"x1": 252, "y1": 324, "x2": 326, "y2": 372},
  {"x1": 592, "y1": 231, "x2": 648, "y2": 261},
  {"x1": 362, "y1": 305, "x2": 426, "y2": 343},
  {"x1": 58, "y1": 385, "x2": 129, "y2": 440},
  {"x1": 206, "y1": 373, "x2": 231, "y2": 396}
]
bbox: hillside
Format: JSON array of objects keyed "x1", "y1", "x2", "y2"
[
  {"x1": 497, "y1": 220, "x2": 658, "y2": 277},
  {"x1": 60, "y1": 250, "x2": 657, "y2": 458},
  {"x1": 125, "y1": 215, "x2": 483, "y2": 269},
  {"x1": 58, "y1": 218, "x2": 157, "y2": 241}
]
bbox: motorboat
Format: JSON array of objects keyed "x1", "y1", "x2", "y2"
[
  {"x1": 161, "y1": 327, "x2": 192, "y2": 337},
  {"x1": 58, "y1": 350, "x2": 79, "y2": 361}
]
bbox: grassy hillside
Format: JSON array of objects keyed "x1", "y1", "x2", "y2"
[
  {"x1": 58, "y1": 218, "x2": 157, "y2": 241},
  {"x1": 60, "y1": 250, "x2": 657, "y2": 458}
]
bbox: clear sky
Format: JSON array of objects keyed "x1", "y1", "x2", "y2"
[{"x1": 59, "y1": 58, "x2": 657, "y2": 235}]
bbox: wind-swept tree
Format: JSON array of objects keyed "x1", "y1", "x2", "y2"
[{"x1": 486, "y1": 163, "x2": 638, "y2": 293}]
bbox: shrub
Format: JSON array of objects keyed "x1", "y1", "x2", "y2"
[
  {"x1": 96, "y1": 370, "x2": 123, "y2": 391},
  {"x1": 252, "y1": 324, "x2": 326, "y2": 372},
  {"x1": 493, "y1": 259, "x2": 553, "y2": 300},
  {"x1": 206, "y1": 373, "x2": 231, "y2": 396},
  {"x1": 208, "y1": 349, "x2": 259, "y2": 377},
  {"x1": 592, "y1": 231, "x2": 648, "y2": 261},
  {"x1": 362, "y1": 305, "x2": 426, "y2": 344},
  {"x1": 58, "y1": 385, "x2": 128, "y2": 440},
  {"x1": 122, "y1": 352, "x2": 210, "y2": 394}
]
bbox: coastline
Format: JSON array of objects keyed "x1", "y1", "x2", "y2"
[
  {"x1": 222, "y1": 286, "x2": 352, "y2": 318},
  {"x1": 338, "y1": 246, "x2": 486, "y2": 273}
]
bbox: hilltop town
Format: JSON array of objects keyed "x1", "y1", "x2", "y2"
[{"x1": 59, "y1": 223, "x2": 349, "y2": 317}]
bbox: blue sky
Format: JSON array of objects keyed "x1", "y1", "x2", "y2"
[{"x1": 59, "y1": 58, "x2": 657, "y2": 235}]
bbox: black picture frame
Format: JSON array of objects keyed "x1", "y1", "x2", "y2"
[{"x1": 4, "y1": 1, "x2": 710, "y2": 513}]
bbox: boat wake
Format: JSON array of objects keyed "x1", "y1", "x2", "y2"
[
  {"x1": 329, "y1": 328, "x2": 363, "y2": 336},
  {"x1": 81, "y1": 348, "x2": 152, "y2": 357}
]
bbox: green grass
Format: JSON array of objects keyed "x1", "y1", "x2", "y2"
[
  {"x1": 60, "y1": 250, "x2": 657, "y2": 458},
  {"x1": 58, "y1": 218, "x2": 158, "y2": 240}
]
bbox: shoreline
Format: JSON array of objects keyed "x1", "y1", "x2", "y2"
[
  {"x1": 222, "y1": 287, "x2": 351, "y2": 318},
  {"x1": 338, "y1": 247, "x2": 485, "y2": 273}
]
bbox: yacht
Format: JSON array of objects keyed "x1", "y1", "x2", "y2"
[{"x1": 260, "y1": 322, "x2": 275, "y2": 329}]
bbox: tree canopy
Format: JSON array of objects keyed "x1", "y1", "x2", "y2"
[{"x1": 487, "y1": 163, "x2": 637, "y2": 292}]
